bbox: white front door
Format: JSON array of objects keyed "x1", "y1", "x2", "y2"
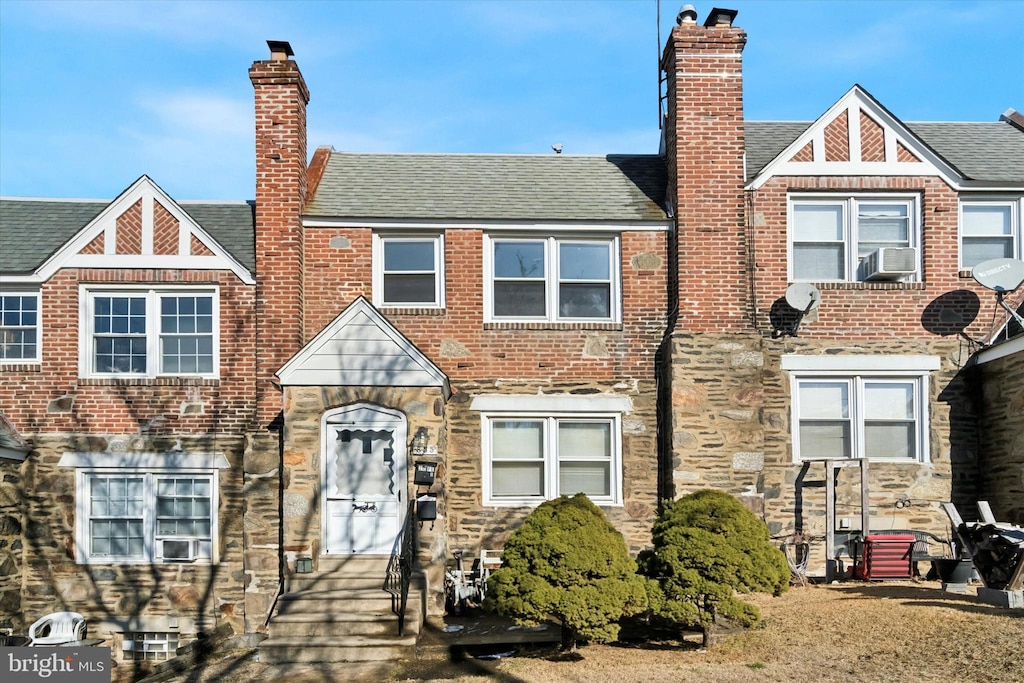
[{"x1": 322, "y1": 405, "x2": 407, "y2": 555}]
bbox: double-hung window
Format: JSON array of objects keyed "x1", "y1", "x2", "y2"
[
  {"x1": 81, "y1": 287, "x2": 218, "y2": 378},
  {"x1": 78, "y1": 470, "x2": 216, "y2": 564},
  {"x1": 791, "y1": 375, "x2": 927, "y2": 462},
  {"x1": 0, "y1": 291, "x2": 41, "y2": 363},
  {"x1": 372, "y1": 234, "x2": 444, "y2": 308},
  {"x1": 482, "y1": 413, "x2": 621, "y2": 505},
  {"x1": 960, "y1": 198, "x2": 1022, "y2": 269},
  {"x1": 485, "y1": 235, "x2": 619, "y2": 322},
  {"x1": 789, "y1": 195, "x2": 918, "y2": 282}
]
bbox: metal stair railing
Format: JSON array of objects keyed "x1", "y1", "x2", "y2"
[{"x1": 385, "y1": 499, "x2": 416, "y2": 636}]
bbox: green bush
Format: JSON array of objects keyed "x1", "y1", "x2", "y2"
[
  {"x1": 484, "y1": 493, "x2": 647, "y2": 650},
  {"x1": 638, "y1": 489, "x2": 789, "y2": 646}
]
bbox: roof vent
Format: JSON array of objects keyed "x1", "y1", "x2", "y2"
[
  {"x1": 267, "y1": 40, "x2": 294, "y2": 61},
  {"x1": 677, "y1": 4, "x2": 698, "y2": 24},
  {"x1": 703, "y1": 7, "x2": 738, "y2": 27}
]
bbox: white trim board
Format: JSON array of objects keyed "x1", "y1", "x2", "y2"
[
  {"x1": 781, "y1": 355, "x2": 941, "y2": 372},
  {"x1": 59, "y1": 452, "x2": 230, "y2": 469},
  {"x1": 470, "y1": 394, "x2": 633, "y2": 413}
]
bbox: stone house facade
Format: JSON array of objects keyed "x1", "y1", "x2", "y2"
[{"x1": 1, "y1": 4, "x2": 1022, "y2": 666}]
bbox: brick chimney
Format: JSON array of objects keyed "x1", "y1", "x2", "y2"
[
  {"x1": 662, "y1": 7, "x2": 749, "y2": 332},
  {"x1": 250, "y1": 40, "x2": 309, "y2": 425}
]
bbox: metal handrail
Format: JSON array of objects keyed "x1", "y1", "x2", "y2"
[{"x1": 385, "y1": 499, "x2": 416, "y2": 636}]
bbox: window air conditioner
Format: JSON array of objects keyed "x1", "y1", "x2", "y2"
[
  {"x1": 158, "y1": 538, "x2": 199, "y2": 562},
  {"x1": 863, "y1": 247, "x2": 917, "y2": 280}
]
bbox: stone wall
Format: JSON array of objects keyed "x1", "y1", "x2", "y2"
[
  {"x1": 442, "y1": 377, "x2": 659, "y2": 618},
  {"x1": 0, "y1": 457, "x2": 25, "y2": 635},
  {"x1": 977, "y1": 344, "x2": 1024, "y2": 525},
  {"x1": 668, "y1": 332, "x2": 978, "y2": 573},
  {"x1": 5, "y1": 434, "x2": 247, "y2": 643}
]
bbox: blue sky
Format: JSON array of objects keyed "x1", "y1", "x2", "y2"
[{"x1": 0, "y1": 0, "x2": 1021, "y2": 201}]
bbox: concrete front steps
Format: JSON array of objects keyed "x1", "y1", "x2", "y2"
[{"x1": 259, "y1": 556, "x2": 424, "y2": 665}]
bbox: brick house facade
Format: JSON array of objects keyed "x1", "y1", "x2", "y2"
[{"x1": 1, "y1": 4, "x2": 1022, "y2": 666}]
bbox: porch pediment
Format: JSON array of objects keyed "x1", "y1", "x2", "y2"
[{"x1": 276, "y1": 296, "x2": 450, "y2": 397}]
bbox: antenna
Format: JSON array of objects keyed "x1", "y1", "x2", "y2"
[
  {"x1": 972, "y1": 257, "x2": 1024, "y2": 330},
  {"x1": 772, "y1": 283, "x2": 821, "y2": 338}
]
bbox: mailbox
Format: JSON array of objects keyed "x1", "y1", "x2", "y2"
[
  {"x1": 414, "y1": 461, "x2": 438, "y2": 486},
  {"x1": 417, "y1": 494, "x2": 437, "y2": 521}
]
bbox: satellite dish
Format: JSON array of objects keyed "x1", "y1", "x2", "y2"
[
  {"x1": 972, "y1": 258, "x2": 1024, "y2": 293},
  {"x1": 785, "y1": 283, "x2": 821, "y2": 312},
  {"x1": 772, "y1": 283, "x2": 822, "y2": 338},
  {"x1": 972, "y1": 257, "x2": 1024, "y2": 334}
]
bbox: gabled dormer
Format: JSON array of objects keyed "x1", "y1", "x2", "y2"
[
  {"x1": 1, "y1": 175, "x2": 254, "y2": 284},
  {"x1": 747, "y1": 85, "x2": 961, "y2": 190}
]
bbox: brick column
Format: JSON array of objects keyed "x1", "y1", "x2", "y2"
[
  {"x1": 662, "y1": 10, "x2": 749, "y2": 332},
  {"x1": 250, "y1": 42, "x2": 310, "y2": 426}
]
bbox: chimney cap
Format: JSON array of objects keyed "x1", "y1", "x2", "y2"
[
  {"x1": 703, "y1": 7, "x2": 738, "y2": 27},
  {"x1": 677, "y1": 4, "x2": 698, "y2": 24},
  {"x1": 267, "y1": 40, "x2": 295, "y2": 60}
]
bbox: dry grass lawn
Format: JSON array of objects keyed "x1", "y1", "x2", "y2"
[
  {"x1": 156, "y1": 581, "x2": 1022, "y2": 683},
  {"x1": 392, "y1": 582, "x2": 1023, "y2": 683}
]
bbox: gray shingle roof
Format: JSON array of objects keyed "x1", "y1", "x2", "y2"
[
  {"x1": 744, "y1": 119, "x2": 1024, "y2": 183},
  {"x1": 0, "y1": 198, "x2": 255, "y2": 275},
  {"x1": 305, "y1": 153, "x2": 668, "y2": 222},
  {"x1": 909, "y1": 122, "x2": 1024, "y2": 183}
]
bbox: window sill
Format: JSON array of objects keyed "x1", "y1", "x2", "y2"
[
  {"x1": 810, "y1": 281, "x2": 925, "y2": 291},
  {"x1": 380, "y1": 307, "x2": 446, "y2": 316},
  {"x1": 78, "y1": 377, "x2": 220, "y2": 387},
  {"x1": 0, "y1": 363, "x2": 42, "y2": 372},
  {"x1": 484, "y1": 321, "x2": 623, "y2": 331}
]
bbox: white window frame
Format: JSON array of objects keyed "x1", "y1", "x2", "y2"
[
  {"x1": 789, "y1": 371, "x2": 930, "y2": 463},
  {"x1": 787, "y1": 194, "x2": 920, "y2": 282},
  {"x1": 0, "y1": 289, "x2": 42, "y2": 364},
  {"x1": 959, "y1": 196, "x2": 1023, "y2": 270},
  {"x1": 372, "y1": 233, "x2": 445, "y2": 308},
  {"x1": 74, "y1": 468, "x2": 218, "y2": 565},
  {"x1": 481, "y1": 411, "x2": 622, "y2": 506},
  {"x1": 78, "y1": 285, "x2": 219, "y2": 378},
  {"x1": 483, "y1": 234, "x2": 621, "y2": 323}
]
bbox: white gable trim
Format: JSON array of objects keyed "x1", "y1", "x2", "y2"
[
  {"x1": 747, "y1": 86, "x2": 962, "y2": 191},
  {"x1": 28, "y1": 176, "x2": 254, "y2": 285},
  {"x1": 276, "y1": 296, "x2": 451, "y2": 397}
]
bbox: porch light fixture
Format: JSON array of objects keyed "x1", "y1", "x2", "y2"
[
  {"x1": 411, "y1": 427, "x2": 429, "y2": 455},
  {"x1": 295, "y1": 557, "x2": 313, "y2": 573}
]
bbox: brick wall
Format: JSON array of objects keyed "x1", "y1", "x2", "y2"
[
  {"x1": 0, "y1": 269, "x2": 256, "y2": 435},
  {"x1": 302, "y1": 228, "x2": 668, "y2": 383},
  {"x1": 748, "y1": 175, "x2": 1002, "y2": 342}
]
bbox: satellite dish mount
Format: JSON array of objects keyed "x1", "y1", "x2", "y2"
[{"x1": 772, "y1": 283, "x2": 822, "y2": 338}]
